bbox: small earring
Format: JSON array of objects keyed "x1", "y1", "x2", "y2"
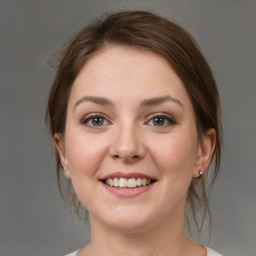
[
  {"x1": 65, "y1": 170, "x2": 71, "y2": 177},
  {"x1": 199, "y1": 170, "x2": 204, "y2": 176}
]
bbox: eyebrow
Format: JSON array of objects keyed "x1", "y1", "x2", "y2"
[
  {"x1": 74, "y1": 96, "x2": 114, "y2": 110},
  {"x1": 73, "y1": 95, "x2": 183, "y2": 110},
  {"x1": 140, "y1": 95, "x2": 184, "y2": 108}
]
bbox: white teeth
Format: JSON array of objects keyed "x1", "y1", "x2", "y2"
[
  {"x1": 113, "y1": 177, "x2": 119, "y2": 187},
  {"x1": 109, "y1": 178, "x2": 114, "y2": 186},
  {"x1": 142, "y1": 178, "x2": 147, "y2": 186},
  {"x1": 136, "y1": 178, "x2": 142, "y2": 186},
  {"x1": 119, "y1": 178, "x2": 128, "y2": 188},
  {"x1": 128, "y1": 178, "x2": 136, "y2": 188},
  {"x1": 104, "y1": 177, "x2": 153, "y2": 188}
]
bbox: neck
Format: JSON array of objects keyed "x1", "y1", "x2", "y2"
[{"x1": 83, "y1": 204, "x2": 193, "y2": 256}]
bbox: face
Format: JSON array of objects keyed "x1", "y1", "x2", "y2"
[{"x1": 55, "y1": 47, "x2": 215, "y2": 233}]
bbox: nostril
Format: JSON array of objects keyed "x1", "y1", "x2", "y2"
[
  {"x1": 112, "y1": 154, "x2": 140, "y2": 161},
  {"x1": 115, "y1": 154, "x2": 139, "y2": 158}
]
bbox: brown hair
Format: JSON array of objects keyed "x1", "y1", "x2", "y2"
[{"x1": 46, "y1": 10, "x2": 222, "y2": 232}]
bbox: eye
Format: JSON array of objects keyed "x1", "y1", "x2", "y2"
[
  {"x1": 81, "y1": 114, "x2": 110, "y2": 127},
  {"x1": 147, "y1": 114, "x2": 176, "y2": 127}
]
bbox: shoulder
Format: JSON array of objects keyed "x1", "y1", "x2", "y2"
[
  {"x1": 206, "y1": 247, "x2": 223, "y2": 256},
  {"x1": 65, "y1": 247, "x2": 223, "y2": 256},
  {"x1": 65, "y1": 249, "x2": 80, "y2": 256}
]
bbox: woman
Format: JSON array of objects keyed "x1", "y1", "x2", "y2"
[{"x1": 46, "y1": 11, "x2": 223, "y2": 256}]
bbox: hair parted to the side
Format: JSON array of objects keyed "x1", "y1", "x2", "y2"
[{"x1": 46, "y1": 10, "x2": 222, "y2": 233}]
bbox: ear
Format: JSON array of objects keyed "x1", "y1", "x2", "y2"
[
  {"x1": 192, "y1": 128, "x2": 216, "y2": 178},
  {"x1": 54, "y1": 133, "x2": 70, "y2": 178}
]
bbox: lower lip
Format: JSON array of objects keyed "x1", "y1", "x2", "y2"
[{"x1": 101, "y1": 182, "x2": 154, "y2": 197}]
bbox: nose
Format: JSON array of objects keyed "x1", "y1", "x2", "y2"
[{"x1": 110, "y1": 122, "x2": 146, "y2": 163}]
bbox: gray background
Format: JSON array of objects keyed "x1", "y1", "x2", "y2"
[{"x1": 0, "y1": 1, "x2": 255, "y2": 256}]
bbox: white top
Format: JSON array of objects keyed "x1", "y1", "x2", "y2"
[
  {"x1": 65, "y1": 249, "x2": 79, "y2": 256},
  {"x1": 65, "y1": 247, "x2": 223, "y2": 256},
  {"x1": 206, "y1": 247, "x2": 223, "y2": 256}
]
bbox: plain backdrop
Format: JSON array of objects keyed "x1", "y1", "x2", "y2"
[{"x1": 0, "y1": 1, "x2": 255, "y2": 256}]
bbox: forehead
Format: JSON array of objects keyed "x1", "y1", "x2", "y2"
[{"x1": 69, "y1": 46, "x2": 191, "y2": 107}]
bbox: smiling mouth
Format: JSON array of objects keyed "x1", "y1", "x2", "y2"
[{"x1": 102, "y1": 177, "x2": 155, "y2": 188}]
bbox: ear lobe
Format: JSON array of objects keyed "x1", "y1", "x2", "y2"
[
  {"x1": 54, "y1": 133, "x2": 68, "y2": 171},
  {"x1": 193, "y1": 128, "x2": 216, "y2": 178}
]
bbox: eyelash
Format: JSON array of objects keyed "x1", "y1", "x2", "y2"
[
  {"x1": 81, "y1": 113, "x2": 110, "y2": 127},
  {"x1": 146, "y1": 114, "x2": 176, "y2": 127},
  {"x1": 80, "y1": 113, "x2": 176, "y2": 128}
]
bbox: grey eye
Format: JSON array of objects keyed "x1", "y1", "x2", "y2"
[
  {"x1": 91, "y1": 117, "x2": 104, "y2": 126},
  {"x1": 147, "y1": 115, "x2": 176, "y2": 127},
  {"x1": 152, "y1": 117, "x2": 165, "y2": 126},
  {"x1": 82, "y1": 115, "x2": 109, "y2": 127}
]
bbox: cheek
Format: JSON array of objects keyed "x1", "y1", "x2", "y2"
[
  {"x1": 65, "y1": 131, "x2": 108, "y2": 178},
  {"x1": 148, "y1": 132, "x2": 198, "y2": 211},
  {"x1": 64, "y1": 131, "x2": 109, "y2": 207},
  {"x1": 149, "y1": 131, "x2": 198, "y2": 181}
]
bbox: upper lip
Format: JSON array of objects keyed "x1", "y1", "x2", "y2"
[{"x1": 100, "y1": 172, "x2": 157, "y2": 181}]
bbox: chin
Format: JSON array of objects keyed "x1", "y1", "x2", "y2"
[{"x1": 99, "y1": 205, "x2": 156, "y2": 233}]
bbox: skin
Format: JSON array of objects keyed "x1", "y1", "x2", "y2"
[{"x1": 55, "y1": 47, "x2": 216, "y2": 256}]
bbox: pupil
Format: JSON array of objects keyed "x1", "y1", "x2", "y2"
[
  {"x1": 153, "y1": 117, "x2": 164, "y2": 126},
  {"x1": 92, "y1": 117, "x2": 103, "y2": 126}
]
